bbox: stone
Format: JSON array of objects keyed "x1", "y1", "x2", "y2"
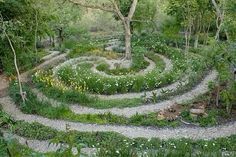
[
  {"x1": 190, "y1": 109, "x2": 205, "y2": 116},
  {"x1": 157, "y1": 111, "x2": 165, "y2": 120}
]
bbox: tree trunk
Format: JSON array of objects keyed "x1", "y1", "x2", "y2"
[
  {"x1": 185, "y1": 30, "x2": 189, "y2": 52},
  {"x1": 58, "y1": 28, "x2": 63, "y2": 48},
  {"x1": 124, "y1": 20, "x2": 132, "y2": 60},
  {"x1": 225, "y1": 30, "x2": 229, "y2": 41},
  {"x1": 212, "y1": 0, "x2": 225, "y2": 41},
  {"x1": 35, "y1": 10, "x2": 38, "y2": 60},
  {"x1": 194, "y1": 33, "x2": 199, "y2": 48},
  {"x1": 215, "y1": 22, "x2": 222, "y2": 40},
  {"x1": 52, "y1": 35, "x2": 55, "y2": 47},
  {"x1": 35, "y1": 11, "x2": 38, "y2": 52},
  {"x1": 216, "y1": 85, "x2": 220, "y2": 107},
  {"x1": 4, "y1": 31, "x2": 26, "y2": 103}
]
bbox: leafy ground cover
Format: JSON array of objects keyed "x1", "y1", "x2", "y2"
[
  {"x1": 9, "y1": 82, "x2": 236, "y2": 128},
  {"x1": 0, "y1": 110, "x2": 236, "y2": 157}
]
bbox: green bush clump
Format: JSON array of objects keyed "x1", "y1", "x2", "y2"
[
  {"x1": 96, "y1": 52, "x2": 150, "y2": 76},
  {"x1": 57, "y1": 50, "x2": 184, "y2": 95},
  {"x1": 180, "y1": 109, "x2": 219, "y2": 127},
  {"x1": 13, "y1": 121, "x2": 57, "y2": 140},
  {"x1": 68, "y1": 42, "x2": 98, "y2": 58}
]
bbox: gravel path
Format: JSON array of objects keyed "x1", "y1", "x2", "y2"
[
  {"x1": 41, "y1": 51, "x2": 61, "y2": 61},
  {"x1": 51, "y1": 53, "x2": 174, "y2": 100},
  {"x1": 52, "y1": 54, "x2": 164, "y2": 78},
  {"x1": 1, "y1": 51, "x2": 65, "y2": 96},
  {"x1": 32, "y1": 70, "x2": 218, "y2": 117},
  {"x1": 96, "y1": 54, "x2": 174, "y2": 99},
  {"x1": 0, "y1": 74, "x2": 9, "y2": 91},
  {"x1": 0, "y1": 74, "x2": 9, "y2": 97},
  {"x1": 0, "y1": 96, "x2": 235, "y2": 140},
  {"x1": 3, "y1": 131, "x2": 96, "y2": 155},
  {"x1": 90, "y1": 55, "x2": 156, "y2": 77},
  {"x1": 20, "y1": 51, "x2": 68, "y2": 83},
  {"x1": 1, "y1": 49, "x2": 235, "y2": 143}
]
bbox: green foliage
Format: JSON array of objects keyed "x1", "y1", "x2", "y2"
[
  {"x1": 0, "y1": 137, "x2": 8, "y2": 157},
  {"x1": 0, "y1": 110, "x2": 15, "y2": 132},
  {"x1": 68, "y1": 42, "x2": 98, "y2": 58},
  {"x1": 181, "y1": 109, "x2": 220, "y2": 127},
  {"x1": 96, "y1": 52, "x2": 150, "y2": 76},
  {"x1": 13, "y1": 121, "x2": 57, "y2": 140},
  {"x1": 0, "y1": 0, "x2": 54, "y2": 75},
  {"x1": 1, "y1": 108, "x2": 235, "y2": 156},
  {"x1": 57, "y1": 41, "x2": 188, "y2": 95},
  {"x1": 221, "y1": 83, "x2": 236, "y2": 114}
]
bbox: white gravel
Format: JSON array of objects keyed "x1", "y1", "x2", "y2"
[
  {"x1": 32, "y1": 70, "x2": 218, "y2": 117},
  {"x1": 3, "y1": 131, "x2": 96, "y2": 155},
  {"x1": 0, "y1": 49, "x2": 235, "y2": 150},
  {"x1": 0, "y1": 96, "x2": 235, "y2": 140},
  {"x1": 41, "y1": 51, "x2": 61, "y2": 61}
]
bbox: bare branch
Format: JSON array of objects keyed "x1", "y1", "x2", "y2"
[
  {"x1": 211, "y1": 0, "x2": 221, "y2": 17},
  {"x1": 111, "y1": 0, "x2": 125, "y2": 21},
  {"x1": 68, "y1": 0, "x2": 114, "y2": 13},
  {"x1": 128, "y1": 0, "x2": 138, "y2": 19}
]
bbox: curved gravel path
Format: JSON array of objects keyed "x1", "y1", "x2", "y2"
[
  {"x1": 90, "y1": 55, "x2": 156, "y2": 77},
  {"x1": 96, "y1": 54, "x2": 174, "y2": 100},
  {"x1": 32, "y1": 70, "x2": 218, "y2": 117},
  {"x1": 0, "y1": 74, "x2": 9, "y2": 97},
  {"x1": 51, "y1": 53, "x2": 174, "y2": 100},
  {"x1": 52, "y1": 54, "x2": 166, "y2": 78},
  {"x1": 3, "y1": 131, "x2": 96, "y2": 155},
  {"x1": 0, "y1": 96, "x2": 235, "y2": 140},
  {"x1": 20, "y1": 51, "x2": 68, "y2": 83},
  {"x1": 41, "y1": 50, "x2": 61, "y2": 62}
]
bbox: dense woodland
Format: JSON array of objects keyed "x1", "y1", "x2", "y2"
[{"x1": 0, "y1": 0, "x2": 236, "y2": 156}]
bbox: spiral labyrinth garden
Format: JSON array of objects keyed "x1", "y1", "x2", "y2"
[{"x1": 1, "y1": 39, "x2": 235, "y2": 155}]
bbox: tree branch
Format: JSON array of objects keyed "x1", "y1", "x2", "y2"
[
  {"x1": 211, "y1": 0, "x2": 222, "y2": 18},
  {"x1": 128, "y1": 0, "x2": 138, "y2": 19},
  {"x1": 111, "y1": 0, "x2": 125, "y2": 21},
  {"x1": 68, "y1": 0, "x2": 114, "y2": 13}
]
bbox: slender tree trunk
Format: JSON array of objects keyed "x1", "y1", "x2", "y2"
[
  {"x1": 4, "y1": 31, "x2": 26, "y2": 103},
  {"x1": 58, "y1": 28, "x2": 63, "y2": 48},
  {"x1": 212, "y1": 0, "x2": 225, "y2": 41},
  {"x1": 35, "y1": 10, "x2": 38, "y2": 60},
  {"x1": 215, "y1": 21, "x2": 222, "y2": 40},
  {"x1": 185, "y1": 30, "x2": 189, "y2": 52},
  {"x1": 52, "y1": 35, "x2": 55, "y2": 47},
  {"x1": 175, "y1": 40, "x2": 178, "y2": 48},
  {"x1": 194, "y1": 33, "x2": 199, "y2": 48},
  {"x1": 225, "y1": 30, "x2": 229, "y2": 40},
  {"x1": 216, "y1": 85, "x2": 220, "y2": 107},
  {"x1": 205, "y1": 24, "x2": 211, "y2": 44},
  {"x1": 124, "y1": 19, "x2": 132, "y2": 60}
]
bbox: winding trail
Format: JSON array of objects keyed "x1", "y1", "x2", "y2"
[
  {"x1": 3, "y1": 131, "x2": 96, "y2": 155},
  {"x1": 52, "y1": 54, "x2": 164, "y2": 78},
  {"x1": 0, "y1": 96, "x2": 235, "y2": 140},
  {"x1": 0, "y1": 50, "x2": 235, "y2": 146},
  {"x1": 41, "y1": 51, "x2": 61, "y2": 62},
  {"x1": 51, "y1": 53, "x2": 177, "y2": 100},
  {"x1": 20, "y1": 52, "x2": 68, "y2": 83},
  {"x1": 96, "y1": 54, "x2": 174, "y2": 100},
  {"x1": 33, "y1": 70, "x2": 217, "y2": 117},
  {"x1": 0, "y1": 74, "x2": 9, "y2": 97}
]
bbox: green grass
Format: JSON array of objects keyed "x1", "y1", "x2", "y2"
[
  {"x1": 1, "y1": 116, "x2": 236, "y2": 157},
  {"x1": 97, "y1": 53, "x2": 151, "y2": 76},
  {"x1": 34, "y1": 83, "x2": 143, "y2": 109},
  {"x1": 9, "y1": 84, "x2": 180, "y2": 128},
  {"x1": 54, "y1": 44, "x2": 189, "y2": 95},
  {"x1": 33, "y1": 65, "x2": 208, "y2": 109},
  {"x1": 9, "y1": 83, "x2": 228, "y2": 128},
  {"x1": 1, "y1": 108, "x2": 236, "y2": 156}
]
